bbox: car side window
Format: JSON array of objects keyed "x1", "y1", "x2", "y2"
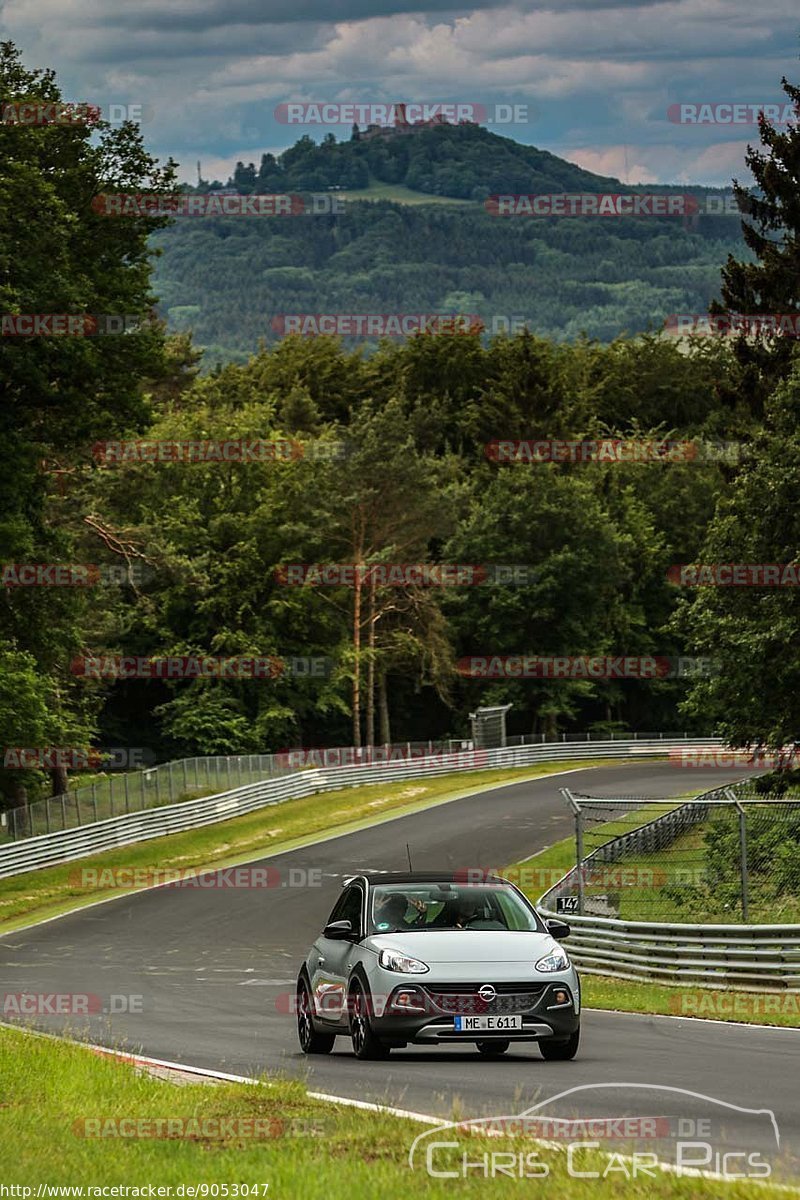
[{"x1": 325, "y1": 886, "x2": 363, "y2": 936}]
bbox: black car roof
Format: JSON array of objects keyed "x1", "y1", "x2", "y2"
[{"x1": 343, "y1": 871, "x2": 509, "y2": 887}]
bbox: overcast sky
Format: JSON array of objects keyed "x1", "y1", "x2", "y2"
[{"x1": 1, "y1": 0, "x2": 797, "y2": 186}]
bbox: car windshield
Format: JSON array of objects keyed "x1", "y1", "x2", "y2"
[{"x1": 368, "y1": 883, "x2": 543, "y2": 933}]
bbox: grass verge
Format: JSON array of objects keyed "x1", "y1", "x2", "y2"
[
  {"x1": 0, "y1": 760, "x2": 616, "y2": 934},
  {"x1": 335, "y1": 177, "x2": 473, "y2": 205},
  {"x1": 0, "y1": 1025, "x2": 787, "y2": 1197}
]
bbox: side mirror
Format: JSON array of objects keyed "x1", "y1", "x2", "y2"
[
  {"x1": 545, "y1": 918, "x2": 571, "y2": 939},
  {"x1": 323, "y1": 919, "x2": 355, "y2": 940}
]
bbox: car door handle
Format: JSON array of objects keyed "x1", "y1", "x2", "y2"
[{"x1": 317, "y1": 955, "x2": 326, "y2": 966}]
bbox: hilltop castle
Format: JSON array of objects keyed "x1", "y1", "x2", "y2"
[{"x1": 353, "y1": 102, "x2": 474, "y2": 141}]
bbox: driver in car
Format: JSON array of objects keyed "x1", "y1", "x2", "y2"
[{"x1": 373, "y1": 892, "x2": 428, "y2": 931}]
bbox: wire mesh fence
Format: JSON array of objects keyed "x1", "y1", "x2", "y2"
[
  {"x1": 0, "y1": 740, "x2": 458, "y2": 845},
  {"x1": 553, "y1": 780, "x2": 800, "y2": 924}
]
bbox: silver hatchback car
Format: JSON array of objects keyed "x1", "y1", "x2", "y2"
[{"x1": 296, "y1": 872, "x2": 580, "y2": 1060}]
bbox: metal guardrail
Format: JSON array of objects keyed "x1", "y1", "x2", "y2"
[
  {"x1": 0, "y1": 731, "x2": 704, "y2": 843},
  {"x1": 545, "y1": 913, "x2": 800, "y2": 991},
  {"x1": 539, "y1": 785, "x2": 800, "y2": 991},
  {"x1": 0, "y1": 737, "x2": 724, "y2": 878}
]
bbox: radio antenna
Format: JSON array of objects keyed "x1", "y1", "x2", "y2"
[{"x1": 406, "y1": 843, "x2": 413, "y2": 871}]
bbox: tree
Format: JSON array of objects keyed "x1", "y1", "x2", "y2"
[
  {"x1": 0, "y1": 41, "x2": 176, "y2": 802},
  {"x1": 710, "y1": 74, "x2": 800, "y2": 415},
  {"x1": 233, "y1": 161, "x2": 257, "y2": 192},
  {"x1": 678, "y1": 363, "x2": 800, "y2": 749}
]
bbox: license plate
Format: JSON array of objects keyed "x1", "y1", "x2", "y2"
[{"x1": 453, "y1": 1014, "x2": 523, "y2": 1032}]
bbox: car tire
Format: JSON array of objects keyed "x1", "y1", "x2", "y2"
[
  {"x1": 539, "y1": 1029, "x2": 580, "y2": 1061},
  {"x1": 297, "y1": 978, "x2": 335, "y2": 1055},
  {"x1": 349, "y1": 979, "x2": 390, "y2": 1060},
  {"x1": 476, "y1": 1040, "x2": 510, "y2": 1057}
]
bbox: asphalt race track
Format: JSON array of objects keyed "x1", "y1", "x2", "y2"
[{"x1": 2, "y1": 762, "x2": 798, "y2": 1178}]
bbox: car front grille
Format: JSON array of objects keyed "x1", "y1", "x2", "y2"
[{"x1": 423, "y1": 982, "x2": 548, "y2": 1015}]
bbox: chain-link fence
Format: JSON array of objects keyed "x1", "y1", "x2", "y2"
[
  {"x1": 0, "y1": 731, "x2": 719, "y2": 848},
  {"x1": 0, "y1": 740, "x2": 459, "y2": 844},
  {"x1": 554, "y1": 779, "x2": 800, "y2": 924}
]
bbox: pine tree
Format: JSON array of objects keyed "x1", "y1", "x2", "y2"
[{"x1": 710, "y1": 74, "x2": 800, "y2": 415}]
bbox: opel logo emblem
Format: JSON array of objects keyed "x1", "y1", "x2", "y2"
[{"x1": 478, "y1": 985, "x2": 496, "y2": 1003}]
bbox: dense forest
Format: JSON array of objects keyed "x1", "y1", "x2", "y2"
[
  {"x1": 153, "y1": 199, "x2": 745, "y2": 363},
  {"x1": 2, "y1": 41, "x2": 800, "y2": 811}
]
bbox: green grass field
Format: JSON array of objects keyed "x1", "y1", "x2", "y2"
[
  {"x1": 0, "y1": 1026, "x2": 789, "y2": 1198},
  {"x1": 334, "y1": 178, "x2": 473, "y2": 205}
]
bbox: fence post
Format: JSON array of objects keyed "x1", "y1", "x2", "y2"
[
  {"x1": 92, "y1": 783, "x2": 98, "y2": 822},
  {"x1": 562, "y1": 788, "x2": 584, "y2": 915},
  {"x1": 124, "y1": 773, "x2": 130, "y2": 814},
  {"x1": 168, "y1": 763, "x2": 174, "y2": 803},
  {"x1": 728, "y1": 791, "x2": 749, "y2": 923},
  {"x1": 182, "y1": 759, "x2": 188, "y2": 795}
]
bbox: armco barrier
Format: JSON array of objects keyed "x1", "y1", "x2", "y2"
[
  {"x1": 539, "y1": 787, "x2": 800, "y2": 992},
  {"x1": 0, "y1": 737, "x2": 724, "y2": 878},
  {"x1": 543, "y1": 913, "x2": 800, "y2": 991}
]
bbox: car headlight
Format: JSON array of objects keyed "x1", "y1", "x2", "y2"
[
  {"x1": 378, "y1": 948, "x2": 429, "y2": 974},
  {"x1": 535, "y1": 949, "x2": 570, "y2": 972}
]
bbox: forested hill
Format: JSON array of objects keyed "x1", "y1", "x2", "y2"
[{"x1": 206, "y1": 122, "x2": 628, "y2": 200}]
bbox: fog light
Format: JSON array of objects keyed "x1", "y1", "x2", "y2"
[
  {"x1": 388, "y1": 986, "x2": 426, "y2": 1013},
  {"x1": 546, "y1": 988, "x2": 573, "y2": 1009}
]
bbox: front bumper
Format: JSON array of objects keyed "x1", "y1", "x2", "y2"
[{"x1": 370, "y1": 979, "x2": 579, "y2": 1043}]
